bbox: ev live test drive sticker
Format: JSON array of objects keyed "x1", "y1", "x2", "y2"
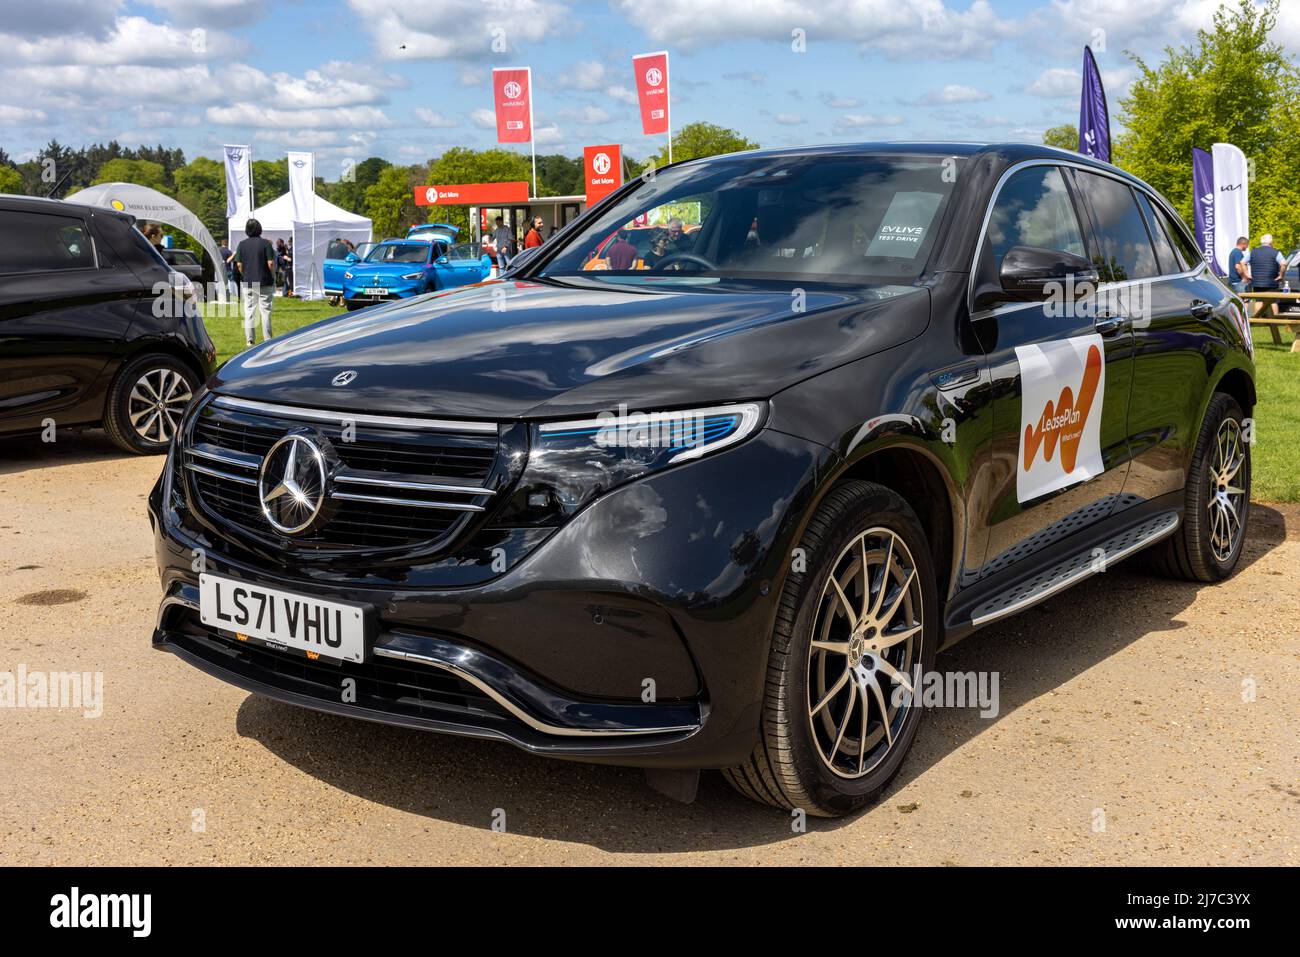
[{"x1": 1015, "y1": 333, "x2": 1105, "y2": 503}]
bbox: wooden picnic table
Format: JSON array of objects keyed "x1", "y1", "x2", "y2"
[{"x1": 1239, "y1": 291, "x2": 1300, "y2": 352}]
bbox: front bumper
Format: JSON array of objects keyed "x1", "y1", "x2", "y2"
[{"x1": 150, "y1": 428, "x2": 831, "y2": 768}]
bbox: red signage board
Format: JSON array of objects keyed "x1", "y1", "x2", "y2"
[
  {"x1": 414, "y1": 182, "x2": 530, "y2": 206},
  {"x1": 583, "y1": 144, "x2": 622, "y2": 205},
  {"x1": 493, "y1": 67, "x2": 533, "y2": 143},
  {"x1": 632, "y1": 51, "x2": 669, "y2": 135}
]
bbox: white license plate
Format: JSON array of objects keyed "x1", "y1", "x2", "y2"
[
  {"x1": 364, "y1": 287, "x2": 387, "y2": 296},
  {"x1": 198, "y1": 574, "x2": 366, "y2": 663}
]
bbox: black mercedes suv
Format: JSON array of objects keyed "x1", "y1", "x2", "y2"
[
  {"x1": 0, "y1": 194, "x2": 216, "y2": 454},
  {"x1": 150, "y1": 144, "x2": 1255, "y2": 816}
]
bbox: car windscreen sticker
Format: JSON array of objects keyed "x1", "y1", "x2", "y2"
[
  {"x1": 1015, "y1": 333, "x2": 1105, "y2": 503},
  {"x1": 865, "y1": 191, "x2": 943, "y2": 259}
]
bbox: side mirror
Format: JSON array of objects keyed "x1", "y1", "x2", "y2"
[
  {"x1": 997, "y1": 245, "x2": 1098, "y2": 301},
  {"x1": 436, "y1": 255, "x2": 449, "y2": 265},
  {"x1": 345, "y1": 252, "x2": 359, "y2": 262},
  {"x1": 507, "y1": 247, "x2": 540, "y2": 272}
]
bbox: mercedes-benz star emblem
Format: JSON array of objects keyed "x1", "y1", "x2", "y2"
[
  {"x1": 331, "y1": 370, "x2": 358, "y2": 387},
  {"x1": 259, "y1": 434, "x2": 328, "y2": 535}
]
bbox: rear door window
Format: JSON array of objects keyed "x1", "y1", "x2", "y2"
[
  {"x1": 1134, "y1": 191, "x2": 1180, "y2": 276},
  {"x1": 0, "y1": 211, "x2": 97, "y2": 274},
  {"x1": 1072, "y1": 171, "x2": 1160, "y2": 282}
]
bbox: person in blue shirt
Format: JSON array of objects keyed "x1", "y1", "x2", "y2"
[{"x1": 1226, "y1": 236, "x2": 1249, "y2": 292}]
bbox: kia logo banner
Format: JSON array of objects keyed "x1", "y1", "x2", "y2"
[
  {"x1": 583, "y1": 145, "x2": 622, "y2": 205},
  {"x1": 493, "y1": 67, "x2": 533, "y2": 144},
  {"x1": 632, "y1": 51, "x2": 670, "y2": 136},
  {"x1": 1191, "y1": 144, "x2": 1247, "y2": 277}
]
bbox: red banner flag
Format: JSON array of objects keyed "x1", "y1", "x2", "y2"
[
  {"x1": 583, "y1": 145, "x2": 622, "y2": 206},
  {"x1": 632, "y1": 51, "x2": 669, "y2": 136},
  {"x1": 414, "y1": 182, "x2": 530, "y2": 206},
  {"x1": 493, "y1": 67, "x2": 533, "y2": 143}
]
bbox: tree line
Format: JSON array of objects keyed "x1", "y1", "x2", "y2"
[{"x1": 0, "y1": 122, "x2": 758, "y2": 247}]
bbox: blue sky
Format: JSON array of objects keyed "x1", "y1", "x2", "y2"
[{"x1": 1, "y1": 0, "x2": 1295, "y2": 180}]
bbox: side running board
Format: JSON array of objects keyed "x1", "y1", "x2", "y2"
[{"x1": 968, "y1": 511, "x2": 1180, "y2": 628}]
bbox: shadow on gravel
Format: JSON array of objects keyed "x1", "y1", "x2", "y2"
[
  {"x1": 0, "y1": 430, "x2": 136, "y2": 476},
  {"x1": 236, "y1": 504, "x2": 1290, "y2": 854}
]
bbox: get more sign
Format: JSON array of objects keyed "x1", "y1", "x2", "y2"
[{"x1": 413, "y1": 182, "x2": 530, "y2": 207}]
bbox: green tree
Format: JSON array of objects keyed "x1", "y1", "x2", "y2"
[
  {"x1": 0, "y1": 165, "x2": 21, "y2": 194},
  {"x1": 173, "y1": 156, "x2": 228, "y2": 250},
  {"x1": 365, "y1": 165, "x2": 424, "y2": 239},
  {"x1": 649, "y1": 122, "x2": 759, "y2": 168},
  {"x1": 423, "y1": 148, "x2": 533, "y2": 232},
  {"x1": 1042, "y1": 124, "x2": 1079, "y2": 152},
  {"x1": 1114, "y1": 0, "x2": 1300, "y2": 249},
  {"x1": 535, "y1": 153, "x2": 583, "y2": 196},
  {"x1": 92, "y1": 158, "x2": 170, "y2": 192},
  {"x1": 251, "y1": 158, "x2": 287, "y2": 207},
  {"x1": 325, "y1": 156, "x2": 391, "y2": 214}
]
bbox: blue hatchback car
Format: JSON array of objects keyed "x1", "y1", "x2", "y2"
[{"x1": 341, "y1": 237, "x2": 491, "y2": 310}]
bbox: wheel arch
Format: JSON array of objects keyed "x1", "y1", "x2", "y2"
[{"x1": 817, "y1": 440, "x2": 964, "y2": 603}]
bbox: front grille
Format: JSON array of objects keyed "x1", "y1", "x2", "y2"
[{"x1": 182, "y1": 396, "x2": 501, "y2": 553}]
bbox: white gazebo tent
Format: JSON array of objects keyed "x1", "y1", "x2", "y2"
[
  {"x1": 69, "y1": 181, "x2": 231, "y2": 302},
  {"x1": 228, "y1": 191, "x2": 372, "y2": 300}
]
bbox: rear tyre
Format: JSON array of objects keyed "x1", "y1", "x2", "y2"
[
  {"x1": 724, "y1": 480, "x2": 938, "y2": 817},
  {"x1": 103, "y1": 353, "x2": 197, "y2": 455},
  {"x1": 1149, "y1": 392, "x2": 1250, "y2": 581}
]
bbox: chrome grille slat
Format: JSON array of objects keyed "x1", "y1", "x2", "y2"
[{"x1": 185, "y1": 397, "x2": 500, "y2": 552}]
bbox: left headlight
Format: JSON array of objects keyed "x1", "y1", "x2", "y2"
[
  {"x1": 401, "y1": 271, "x2": 424, "y2": 280},
  {"x1": 498, "y1": 402, "x2": 765, "y2": 524}
]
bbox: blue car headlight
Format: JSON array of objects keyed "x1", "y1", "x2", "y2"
[
  {"x1": 401, "y1": 271, "x2": 424, "y2": 280},
  {"x1": 498, "y1": 402, "x2": 765, "y2": 524}
]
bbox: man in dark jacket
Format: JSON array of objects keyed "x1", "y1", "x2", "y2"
[
  {"x1": 233, "y1": 218, "x2": 276, "y2": 347},
  {"x1": 1249, "y1": 234, "x2": 1286, "y2": 291}
]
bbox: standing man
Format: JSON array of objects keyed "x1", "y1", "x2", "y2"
[
  {"x1": 605, "y1": 229, "x2": 638, "y2": 271},
  {"x1": 524, "y1": 217, "x2": 545, "y2": 249},
  {"x1": 491, "y1": 216, "x2": 514, "y2": 272},
  {"x1": 233, "y1": 218, "x2": 276, "y2": 348},
  {"x1": 1249, "y1": 233, "x2": 1286, "y2": 292},
  {"x1": 1227, "y1": 236, "x2": 1250, "y2": 293}
]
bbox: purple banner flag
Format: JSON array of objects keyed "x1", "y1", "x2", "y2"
[
  {"x1": 1191, "y1": 147, "x2": 1222, "y2": 275},
  {"x1": 1078, "y1": 46, "x2": 1110, "y2": 163}
]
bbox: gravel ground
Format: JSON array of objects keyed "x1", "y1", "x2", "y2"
[{"x1": 1, "y1": 430, "x2": 1296, "y2": 865}]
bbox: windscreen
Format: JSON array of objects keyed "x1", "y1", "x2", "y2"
[
  {"x1": 540, "y1": 153, "x2": 961, "y2": 287},
  {"x1": 365, "y1": 243, "x2": 430, "y2": 264}
]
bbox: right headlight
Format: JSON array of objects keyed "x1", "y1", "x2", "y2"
[{"x1": 498, "y1": 402, "x2": 766, "y2": 524}]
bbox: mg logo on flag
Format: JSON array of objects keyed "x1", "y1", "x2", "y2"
[
  {"x1": 504, "y1": 81, "x2": 522, "y2": 99},
  {"x1": 645, "y1": 67, "x2": 663, "y2": 87},
  {"x1": 593, "y1": 152, "x2": 611, "y2": 175}
]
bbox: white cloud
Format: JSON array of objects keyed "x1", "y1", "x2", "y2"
[
  {"x1": 142, "y1": 0, "x2": 267, "y2": 27},
  {"x1": 347, "y1": 0, "x2": 569, "y2": 59},
  {"x1": 0, "y1": 105, "x2": 49, "y2": 125},
  {"x1": 533, "y1": 123, "x2": 564, "y2": 146},
  {"x1": 206, "y1": 104, "x2": 392, "y2": 130},
  {"x1": 470, "y1": 108, "x2": 497, "y2": 129},
  {"x1": 414, "y1": 108, "x2": 460, "y2": 128},
  {"x1": 557, "y1": 61, "x2": 607, "y2": 90},
  {"x1": 774, "y1": 114, "x2": 806, "y2": 125},
  {"x1": 1, "y1": 16, "x2": 245, "y2": 65},
  {"x1": 2, "y1": 0, "x2": 123, "y2": 38},
  {"x1": 561, "y1": 105, "x2": 612, "y2": 125},
  {"x1": 920, "y1": 83, "x2": 991, "y2": 104},
  {"x1": 617, "y1": 0, "x2": 1024, "y2": 58},
  {"x1": 605, "y1": 85, "x2": 638, "y2": 106},
  {"x1": 837, "y1": 114, "x2": 905, "y2": 128}
]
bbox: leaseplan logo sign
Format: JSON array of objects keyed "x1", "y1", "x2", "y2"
[{"x1": 1016, "y1": 334, "x2": 1104, "y2": 502}]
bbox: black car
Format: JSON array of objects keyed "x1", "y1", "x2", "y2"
[
  {"x1": 149, "y1": 144, "x2": 1255, "y2": 816},
  {"x1": 1, "y1": 195, "x2": 217, "y2": 454}
]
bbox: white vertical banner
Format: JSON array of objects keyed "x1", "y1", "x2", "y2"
[
  {"x1": 222, "y1": 145, "x2": 252, "y2": 239},
  {"x1": 1211, "y1": 142, "x2": 1249, "y2": 273},
  {"x1": 287, "y1": 151, "x2": 315, "y2": 222}
]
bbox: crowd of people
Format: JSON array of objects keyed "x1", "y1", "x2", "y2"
[{"x1": 1225, "y1": 233, "x2": 1298, "y2": 293}]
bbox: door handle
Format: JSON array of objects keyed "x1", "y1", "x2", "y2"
[
  {"x1": 1093, "y1": 312, "x2": 1126, "y2": 335},
  {"x1": 1190, "y1": 300, "x2": 1214, "y2": 320}
]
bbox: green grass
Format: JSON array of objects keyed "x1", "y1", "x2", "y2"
[
  {"x1": 201, "y1": 299, "x2": 1300, "y2": 503},
  {"x1": 202, "y1": 297, "x2": 345, "y2": 367},
  {"x1": 1251, "y1": 326, "x2": 1300, "y2": 503}
]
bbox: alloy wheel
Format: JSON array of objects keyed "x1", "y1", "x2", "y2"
[
  {"x1": 1207, "y1": 416, "x2": 1247, "y2": 563},
  {"x1": 807, "y1": 527, "x2": 924, "y2": 779},
  {"x1": 128, "y1": 367, "x2": 192, "y2": 445}
]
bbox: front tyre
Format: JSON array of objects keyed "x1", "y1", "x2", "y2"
[
  {"x1": 724, "y1": 480, "x2": 938, "y2": 817},
  {"x1": 103, "y1": 353, "x2": 197, "y2": 455},
  {"x1": 1150, "y1": 392, "x2": 1251, "y2": 581}
]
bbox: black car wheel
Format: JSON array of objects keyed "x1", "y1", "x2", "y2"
[
  {"x1": 724, "y1": 480, "x2": 938, "y2": 817},
  {"x1": 1150, "y1": 392, "x2": 1251, "y2": 581},
  {"x1": 103, "y1": 353, "x2": 197, "y2": 454}
]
